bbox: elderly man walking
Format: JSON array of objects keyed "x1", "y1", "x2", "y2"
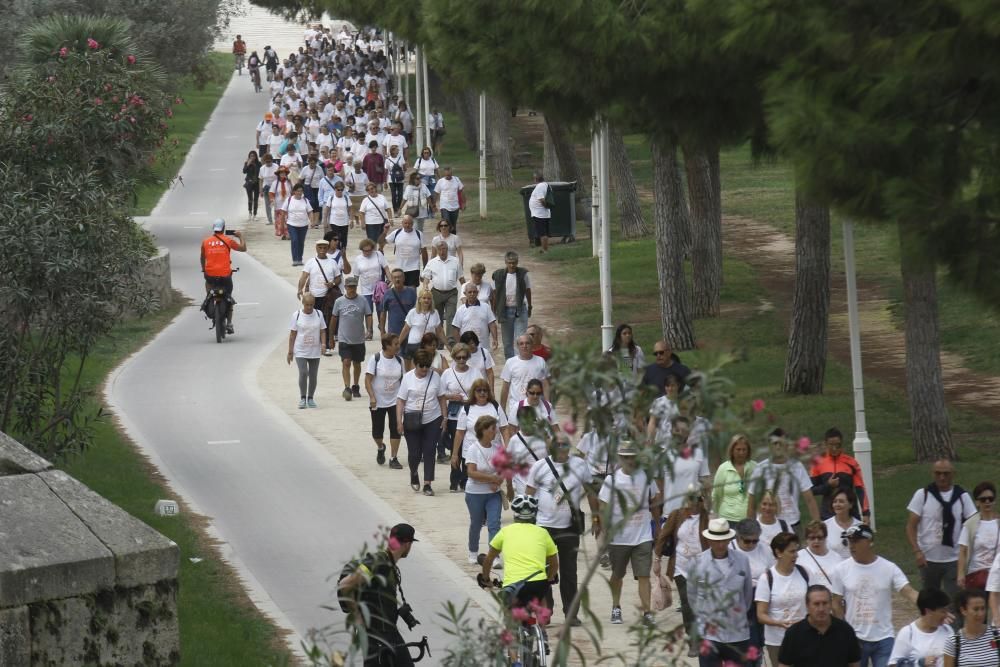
[
  {"x1": 491, "y1": 251, "x2": 532, "y2": 359},
  {"x1": 421, "y1": 240, "x2": 464, "y2": 346}
]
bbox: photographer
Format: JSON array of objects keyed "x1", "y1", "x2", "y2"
[{"x1": 338, "y1": 523, "x2": 421, "y2": 666}]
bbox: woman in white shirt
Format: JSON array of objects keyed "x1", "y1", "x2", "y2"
[
  {"x1": 325, "y1": 182, "x2": 352, "y2": 249},
  {"x1": 358, "y1": 182, "x2": 391, "y2": 243},
  {"x1": 463, "y1": 414, "x2": 510, "y2": 564},
  {"x1": 757, "y1": 490, "x2": 789, "y2": 548},
  {"x1": 958, "y1": 481, "x2": 1000, "y2": 590},
  {"x1": 364, "y1": 333, "x2": 405, "y2": 469},
  {"x1": 283, "y1": 183, "x2": 312, "y2": 267},
  {"x1": 286, "y1": 293, "x2": 326, "y2": 409},
  {"x1": 452, "y1": 378, "x2": 508, "y2": 494},
  {"x1": 414, "y1": 146, "x2": 440, "y2": 192},
  {"x1": 417, "y1": 332, "x2": 449, "y2": 375},
  {"x1": 889, "y1": 588, "x2": 952, "y2": 667},
  {"x1": 756, "y1": 532, "x2": 810, "y2": 667},
  {"x1": 395, "y1": 349, "x2": 446, "y2": 497},
  {"x1": 438, "y1": 343, "x2": 483, "y2": 470},
  {"x1": 460, "y1": 330, "x2": 495, "y2": 390},
  {"x1": 270, "y1": 166, "x2": 292, "y2": 240},
  {"x1": 654, "y1": 492, "x2": 707, "y2": 655},
  {"x1": 352, "y1": 238, "x2": 388, "y2": 314},
  {"x1": 800, "y1": 520, "x2": 844, "y2": 588},
  {"x1": 431, "y1": 219, "x2": 464, "y2": 266},
  {"x1": 398, "y1": 290, "x2": 444, "y2": 371},
  {"x1": 402, "y1": 171, "x2": 433, "y2": 232},
  {"x1": 824, "y1": 487, "x2": 862, "y2": 560}
]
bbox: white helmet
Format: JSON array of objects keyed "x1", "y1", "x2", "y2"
[{"x1": 510, "y1": 494, "x2": 539, "y2": 521}]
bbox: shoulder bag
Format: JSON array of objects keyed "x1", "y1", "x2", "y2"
[
  {"x1": 544, "y1": 456, "x2": 586, "y2": 535},
  {"x1": 403, "y1": 373, "x2": 433, "y2": 431}
]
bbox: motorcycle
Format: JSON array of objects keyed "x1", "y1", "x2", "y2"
[{"x1": 201, "y1": 268, "x2": 238, "y2": 343}]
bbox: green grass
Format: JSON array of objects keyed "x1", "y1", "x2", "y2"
[
  {"x1": 133, "y1": 52, "x2": 233, "y2": 216},
  {"x1": 58, "y1": 303, "x2": 293, "y2": 666}
]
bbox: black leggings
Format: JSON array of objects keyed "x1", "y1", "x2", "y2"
[
  {"x1": 544, "y1": 527, "x2": 581, "y2": 615},
  {"x1": 370, "y1": 407, "x2": 400, "y2": 440},
  {"x1": 245, "y1": 183, "x2": 259, "y2": 215},
  {"x1": 404, "y1": 416, "x2": 441, "y2": 483},
  {"x1": 388, "y1": 182, "x2": 404, "y2": 212}
]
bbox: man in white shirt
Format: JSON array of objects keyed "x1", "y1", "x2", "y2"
[
  {"x1": 256, "y1": 113, "x2": 274, "y2": 154},
  {"x1": 491, "y1": 251, "x2": 532, "y2": 359},
  {"x1": 428, "y1": 108, "x2": 445, "y2": 154},
  {"x1": 379, "y1": 215, "x2": 426, "y2": 287},
  {"x1": 905, "y1": 459, "x2": 975, "y2": 596},
  {"x1": 435, "y1": 166, "x2": 464, "y2": 233},
  {"x1": 296, "y1": 239, "x2": 343, "y2": 356},
  {"x1": 452, "y1": 283, "x2": 498, "y2": 352},
  {"x1": 280, "y1": 143, "x2": 303, "y2": 171},
  {"x1": 747, "y1": 428, "x2": 820, "y2": 531},
  {"x1": 267, "y1": 124, "x2": 284, "y2": 161},
  {"x1": 528, "y1": 171, "x2": 553, "y2": 252},
  {"x1": 499, "y1": 334, "x2": 549, "y2": 418},
  {"x1": 382, "y1": 123, "x2": 408, "y2": 162},
  {"x1": 421, "y1": 241, "x2": 465, "y2": 345},
  {"x1": 831, "y1": 524, "x2": 918, "y2": 666},
  {"x1": 661, "y1": 415, "x2": 711, "y2": 514}
]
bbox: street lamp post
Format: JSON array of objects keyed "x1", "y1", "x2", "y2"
[
  {"x1": 479, "y1": 93, "x2": 487, "y2": 219},
  {"x1": 597, "y1": 121, "x2": 613, "y2": 351}
]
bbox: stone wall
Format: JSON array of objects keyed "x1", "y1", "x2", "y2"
[
  {"x1": 144, "y1": 247, "x2": 172, "y2": 310},
  {"x1": 0, "y1": 432, "x2": 180, "y2": 666}
]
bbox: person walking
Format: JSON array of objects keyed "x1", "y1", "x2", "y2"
[
  {"x1": 243, "y1": 150, "x2": 261, "y2": 220},
  {"x1": 452, "y1": 378, "x2": 507, "y2": 494},
  {"x1": 402, "y1": 171, "x2": 434, "y2": 233},
  {"x1": 385, "y1": 144, "x2": 406, "y2": 215},
  {"x1": 957, "y1": 481, "x2": 1000, "y2": 591},
  {"x1": 810, "y1": 427, "x2": 871, "y2": 522},
  {"x1": 380, "y1": 214, "x2": 426, "y2": 286},
  {"x1": 654, "y1": 488, "x2": 708, "y2": 657},
  {"x1": 331, "y1": 276, "x2": 373, "y2": 401},
  {"x1": 888, "y1": 588, "x2": 952, "y2": 667},
  {"x1": 396, "y1": 349, "x2": 446, "y2": 496},
  {"x1": 756, "y1": 532, "x2": 811, "y2": 667},
  {"x1": 800, "y1": 521, "x2": 845, "y2": 588},
  {"x1": 259, "y1": 152, "x2": 277, "y2": 225},
  {"x1": 777, "y1": 585, "x2": 861, "y2": 667},
  {"x1": 452, "y1": 283, "x2": 498, "y2": 354},
  {"x1": 641, "y1": 340, "x2": 691, "y2": 393},
  {"x1": 713, "y1": 434, "x2": 757, "y2": 527},
  {"x1": 606, "y1": 323, "x2": 645, "y2": 377},
  {"x1": 435, "y1": 166, "x2": 464, "y2": 233},
  {"x1": 379, "y1": 268, "x2": 417, "y2": 338},
  {"x1": 491, "y1": 251, "x2": 532, "y2": 359},
  {"x1": 527, "y1": 171, "x2": 553, "y2": 252},
  {"x1": 421, "y1": 240, "x2": 464, "y2": 346},
  {"x1": 463, "y1": 415, "x2": 509, "y2": 563},
  {"x1": 324, "y1": 179, "x2": 352, "y2": 249},
  {"x1": 286, "y1": 293, "x2": 326, "y2": 409},
  {"x1": 398, "y1": 290, "x2": 443, "y2": 372},
  {"x1": 943, "y1": 589, "x2": 1000, "y2": 667},
  {"x1": 431, "y1": 219, "x2": 464, "y2": 266},
  {"x1": 283, "y1": 183, "x2": 312, "y2": 266},
  {"x1": 359, "y1": 181, "x2": 391, "y2": 244},
  {"x1": 825, "y1": 488, "x2": 863, "y2": 560},
  {"x1": 271, "y1": 166, "x2": 292, "y2": 240},
  {"x1": 365, "y1": 333, "x2": 405, "y2": 469},
  {"x1": 297, "y1": 239, "x2": 343, "y2": 357},
  {"x1": 499, "y1": 334, "x2": 549, "y2": 419},
  {"x1": 747, "y1": 428, "x2": 820, "y2": 534},
  {"x1": 438, "y1": 343, "x2": 480, "y2": 464}
]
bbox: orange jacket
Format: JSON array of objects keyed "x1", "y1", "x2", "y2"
[{"x1": 809, "y1": 452, "x2": 870, "y2": 518}]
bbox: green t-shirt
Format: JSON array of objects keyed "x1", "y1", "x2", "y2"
[{"x1": 489, "y1": 522, "x2": 557, "y2": 587}]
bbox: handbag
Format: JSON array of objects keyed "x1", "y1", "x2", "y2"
[
  {"x1": 543, "y1": 456, "x2": 586, "y2": 535},
  {"x1": 403, "y1": 373, "x2": 432, "y2": 431}
]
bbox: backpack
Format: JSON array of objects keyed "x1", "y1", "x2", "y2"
[
  {"x1": 764, "y1": 564, "x2": 809, "y2": 598},
  {"x1": 337, "y1": 556, "x2": 365, "y2": 612},
  {"x1": 390, "y1": 158, "x2": 404, "y2": 183},
  {"x1": 372, "y1": 352, "x2": 403, "y2": 382}
]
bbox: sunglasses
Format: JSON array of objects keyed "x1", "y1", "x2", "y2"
[
  {"x1": 527, "y1": 391, "x2": 543, "y2": 396},
  {"x1": 417, "y1": 363, "x2": 431, "y2": 369},
  {"x1": 474, "y1": 388, "x2": 489, "y2": 394},
  {"x1": 740, "y1": 538, "x2": 759, "y2": 545},
  {"x1": 453, "y1": 356, "x2": 469, "y2": 361},
  {"x1": 979, "y1": 496, "x2": 996, "y2": 503}
]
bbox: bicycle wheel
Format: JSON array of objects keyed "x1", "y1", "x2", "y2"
[{"x1": 214, "y1": 301, "x2": 226, "y2": 343}]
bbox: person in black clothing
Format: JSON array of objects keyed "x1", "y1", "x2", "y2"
[
  {"x1": 778, "y1": 585, "x2": 861, "y2": 667},
  {"x1": 243, "y1": 150, "x2": 261, "y2": 220},
  {"x1": 640, "y1": 339, "x2": 691, "y2": 394},
  {"x1": 338, "y1": 524, "x2": 420, "y2": 666}
]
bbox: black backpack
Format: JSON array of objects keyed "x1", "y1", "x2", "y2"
[{"x1": 390, "y1": 159, "x2": 404, "y2": 183}]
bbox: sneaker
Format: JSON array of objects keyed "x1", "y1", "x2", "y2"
[
  {"x1": 599, "y1": 553, "x2": 611, "y2": 570},
  {"x1": 351, "y1": 385, "x2": 361, "y2": 398},
  {"x1": 298, "y1": 398, "x2": 307, "y2": 409},
  {"x1": 306, "y1": 398, "x2": 317, "y2": 409},
  {"x1": 410, "y1": 473, "x2": 420, "y2": 491},
  {"x1": 567, "y1": 616, "x2": 582, "y2": 627},
  {"x1": 467, "y1": 552, "x2": 478, "y2": 564},
  {"x1": 342, "y1": 388, "x2": 353, "y2": 401},
  {"x1": 449, "y1": 485, "x2": 459, "y2": 493},
  {"x1": 642, "y1": 612, "x2": 656, "y2": 628},
  {"x1": 389, "y1": 457, "x2": 403, "y2": 469},
  {"x1": 436, "y1": 454, "x2": 449, "y2": 464},
  {"x1": 422, "y1": 484, "x2": 434, "y2": 496},
  {"x1": 610, "y1": 607, "x2": 623, "y2": 624},
  {"x1": 687, "y1": 643, "x2": 698, "y2": 658},
  {"x1": 322, "y1": 349, "x2": 333, "y2": 357},
  {"x1": 225, "y1": 324, "x2": 235, "y2": 334},
  {"x1": 376, "y1": 446, "x2": 386, "y2": 465}
]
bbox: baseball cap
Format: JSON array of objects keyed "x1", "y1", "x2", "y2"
[
  {"x1": 212, "y1": 218, "x2": 225, "y2": 232},
  {"x1": 344, "y1": 275, "x2": 359, "y2": 286},
  {"x1": 264, "y1": 112, "x2": 273, "y2": 120},
  {"x1": 617, "y1": 446, "x2": 638, "y2": 457},
  {"x1": 315, "y1": 239, "x2": 329, "y2": 246},
  {"x1": 843, "y1": 524, "x2": 874, "y2": 541},
  {"x1": 390, "y1": 523, "x2": 418, "y2": 543}
]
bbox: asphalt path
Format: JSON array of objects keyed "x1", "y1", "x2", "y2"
[{"x1": 108, "y1": 74, "x2": 487, "y2": 662}]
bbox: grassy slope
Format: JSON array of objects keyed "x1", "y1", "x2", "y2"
[
  {"x1": 435, "y1": 122, "x2": 1000, "y2": 579},
  {"x1": 57, "y1": 54, "x2": 294, "y2": 665}
]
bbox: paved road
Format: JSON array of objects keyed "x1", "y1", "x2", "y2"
[{"x1": 109, "y1": 74, "x2": 486, "y2": 662}]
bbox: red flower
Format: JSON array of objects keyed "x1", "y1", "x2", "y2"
[
  {"x1": 87, "y1": 38, "x2": 100, "y2": 50},
  {"x1": 93, "y1": 97, "x2": 103, "y2": 106},
  {"x1": 700, "y1": 639, "x2": 713, "y2": 656},
  {"x1": 499, "y1": 630, "x2": 514, "y2": 646},
  {"x1": 22, "y1": 113, "x2": 33, "y2": 122},
  {"x1": 680, "y1": 446, "x2": 692, "y2": 459},
  {"x1": 126, "y1": 54, "x2": 136, "y2": 64},
  {"x1": 387, "y1": 536, "x2": 400, "y2": 551},
  {"x1": 796, "y1": 437, "x2": 811, "y2": 453},
  {"x1": 104, "y1": 83, "x2": 113, "y2": 92},
  {"x1": 561, "y1": 420, "x2": 577, "y2": 435},
  {"x1": 511, "y1": 606, "x2": 531, "y2": 623},
  {"x1": 745, "y1": 646, "x2": 760, "y2": 661},
  {"x1": 58, "y1": 47, "x2": 68, "y2": 58},
  {"x1": 165, "y1": 109, "x2": 173, "y2": 118},
  {"x1": 751, "y1": 399, "x2": 766, "y2": 413}
]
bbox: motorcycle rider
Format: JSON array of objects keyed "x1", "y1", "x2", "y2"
[{"x1": 200, "y1": 218, "x2": 246, "y2": 334}]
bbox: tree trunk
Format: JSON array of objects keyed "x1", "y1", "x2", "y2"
[
  {"x1": 649, "y1": 133, "x2": 696, "y2": 350},
  {"x1": 486, "y1": 95, "x2": 513, "y2": 189},
  {"x1": 683, "y1": 142, "x2": 722, "y2": 318},
  {"x1": 455, "y1": 90, "x2": 479, "y2": 152},
  {"x1": 783, "y1": 191, "x2": 831, "y2": 394},
  {"x1": 898, "y1": 224, "x2": 955, "y2": 461},
  {"x1": 543, "y1": 121, "x2": 561, "y2": 181},
  {"x1": 608, "y1": 125, "x2": 648, "y2": 239},
  {"x1": 544, "y1": 115, "x2": 588, "y2": 195}
]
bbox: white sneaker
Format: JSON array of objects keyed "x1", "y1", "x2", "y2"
[{"x1": 468, "y1": 552, "x2": 478, "y2": 564}]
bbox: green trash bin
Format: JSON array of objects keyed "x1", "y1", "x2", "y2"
[{"x1": 519, "y1": 181, "x2": 578, "y2": 245}]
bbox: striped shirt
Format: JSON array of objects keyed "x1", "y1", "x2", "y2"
[{"x1": 944, "y1": 626, "x2": 1000, "y2": 666}]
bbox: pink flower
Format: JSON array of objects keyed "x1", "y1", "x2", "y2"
[
  {"x1": 561, "y1": 420, "x2": 577, "y2": 435},
  {"x1": 128, "y1": 116, "x2": 136, "y2": 124},
  {"x1": 104, "y1": 83, "x2": 113, "y2": 92},
  {"x1": 387, "y1": 536, "x2": 400, "y2": 551},
  {"x1": 174, "y1": 97, "x2": 183, "y2": 105},
  {"x1": 47, "y1": 76, "x2": 56, "y2": 83},
  {"x1": 700, "y1": 639, "x2": 713, "y2": 656},
  {"x1": 165, "y1": 109, "x2": 173, "y2": 118},
  {"x1": 87, "y1": 38, "x2": 100, "y2": 50},
  {"x1": 58, "y1": 47, "x2": 68, "y2": 58},
  {"x1": 527, "y1": 599, "x2": 552, "y2": 625},
  {"x1": 499, "y1": 629, "x2": 514, "y2": 645},
  {"x1": 511, "y1": 606, "x2": 531, "y2": 623},
  {"x1": 22, "y1": 113, "x2": 32, "y2": 122},
  {"x1": 490, "y1": 448, "x2": 511, "y2": 469},
  {"x1": 126, "y1": 54, "x2": 136, "y2": 64},
  {"x1": 93, "y1": 97, "x2": 102, "y2": 105},
  {"x1": 745, "y1": 645, "x2": 760, "y2": 661},
  {"x1": 680, "y1": 446, "x2": 692, "y2": 459},
  {"x1": 751, "y1": 399, "x2": 766, "y2": 413},
  {"x1": 796, "y1": 437, "x2": 811, "y2": 453}
]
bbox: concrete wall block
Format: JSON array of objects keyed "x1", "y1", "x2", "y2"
[
  {"x1": 0, "y1": 606, "x2": 30, "y2": 665},
  {"x1": 143, "y1": 247, "x2": 173, "y2": 310},
  {"x1": 37, "y1": 471, "x2": 179, "y2": 589},
  {"x1": 0, "y1": 432, "x2": 52, "y2": 477},
  {"x1": 0, "y1": 476, "x2": 114, "y2": 608}
]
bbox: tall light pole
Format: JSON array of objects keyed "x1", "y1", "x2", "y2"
[
  {"x1": 422, "y1": 52, "x2": 432, "y2": 149},
  {"x1": 597, "y1": 121, "x2": 613, "y2": 351},
  {"x1": 479, "y1": 93, "x2": 487, "y2": 219},
  {"x1": 843, "y1": 219, "x2": 875, "y2": 529},
  {"x1": 414, "y1": 45, "x2": 425, "y2": 153},
  {"x1": 402, "y1": 42, "x2": 410, "y2": 110},
  {"x1": 591, "y1": 128, "x2": 600, "y2": 258}
]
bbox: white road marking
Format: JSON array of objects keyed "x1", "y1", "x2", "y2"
[
  {"x1": 189, "y1": 211, "x2": 208, "y2": 215},
  {"x1": 183, "y1": 225, "x2": 201, "y2": 229},
  {"x1": 238, "y1": 302, "x2": 260, "y2": 306},
  {"x1": 206, "y1": 439, "x2": 241, "y2": 445},
  {"x1": 209, "y1": 168, "x2": 226, "y2": 172},
  {"x1": 224, "y1": 135, "x2": 240, "y2": 139}
]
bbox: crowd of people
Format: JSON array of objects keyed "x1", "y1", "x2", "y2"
[{"x1": 221, "y1": 23, "x2": 1000, "y2": 667}]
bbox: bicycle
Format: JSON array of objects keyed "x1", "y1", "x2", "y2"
[
  {"x1": 372, "y1": 634, "x2": 431, "y2": 665},
  {"x1": 234, "y1": 52, "x2": 245, "y2": 75},
  {"x1": 250, "y1": 66, "x2": 262, "y2": 93},
  {"x1": 477, "y1": 572, "x2": 548, "y2": 667}
]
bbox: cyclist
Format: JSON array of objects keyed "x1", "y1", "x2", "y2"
[
  {"x1": 232, "y1": 34, "x2": 246, "y2": 74},
  {"x1": 200, "y1": 218, "x2": 246, "y2": 334},
  {"x1": 480, "y1": 495, "x2": 559, "y2": 612}
]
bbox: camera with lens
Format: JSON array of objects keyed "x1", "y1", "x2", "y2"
[{"x1": 398, "y1": 603, "x2": 420, "y2": 631}]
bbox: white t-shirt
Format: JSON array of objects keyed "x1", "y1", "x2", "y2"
[
  {"x1": 386, "y1": 228, "x2": 424, "y2": 272},
  {"x1": 960, "y1": 517, "x2": 1000, "y2": 573},
  {"x1": 290, "y1": 309, "x2": 326, "y2": 358},
  {"x1": 267, "y1": 134, "x2": 284, "y2": 158},
  {"x1": 259, "y1": 163, "x2": 278, "y2": 189},
  {"x1": 755, "y1": 566, "x2": 810, "y2": 647},
  {"x1": 470, "y1": 280, "x2": 493, "y2": 305},
  {"x1": 382, "y1": 133, "x2": 408, "y2": 156},
  {"x1": 365, "y1": 352, "x2": 404, "y2": 408},
  {"x1": 431, "y1": 233, "x2": 462, "y2": 260},
  {"x1": 452, "y1": 302, "x2": 496, "y2": 351},
  {"x1": 352, "y1": 251, "x2": 388, "y2": 296},
  {"x1": 440, "y1": 366, "x2": 481, "y2": 407},
  {"x1": 577, "y1": 430, "x2": 615, "y2": 477},
  {"x1": 503, "y1": 271, "x2": 532, "y2": 307},
  {"x1": 508, "y1": 399, "x2": 556, "y2": 429},
  {"x1": 748, "y1": 459, "x2": 813, "y2": 525},
  {"x1": 888, "y1": 620, "x2": 951, "y2": 667},
  {"x1": 599, "y1": 469, "x2": 658, "y2": 546},
  {"x1": 455, "y1": 402, "x2": 507, "y2": 458},
  {"x1": 302, "y1": 256, "x2": 342, "y2": 297},
  {"x1": 830, "y1": 556, "x2": 910, "y2": 642},
  {"x1": 906, "y1": 486, "x2": 977, "y2": 563},
  {"x1": 396, "y1": 370, "x2": 443, "y2": 424},
  {"x1": 800, "y1": 547, "x2": 844, "y2": 588},
  {"x1": 500, "y1": 355, "x2": 549, "y2": 416},
  {"x1": 464, "y1": 440, "x2": 503, "y2": 495},
  {"x1": 731, "y1": 542, "x2": 776, "y2": 584},
  {"x1": 649, "y1": 395, "x2": 680, "y2": 445},
  {"x1": 465, "y1": 346, "x2": 495, "y2": 378},
  {"x1": 758, "y1": 517, "x2": 787, "y2": 549},
  {"x1": 526, "y1": 456, "x2": 592, "y2": 529},
  {"x1": 506, "y1": 433, "x2": 549, "y2": 495},
  {"x1": 403, "y1": 309, "x2": 440, "y2": 345},
  {"x1": 824, "y1": 516, "x2": 862, "y2": 560},
  {"x1": 359, "y1": 193, "x2": 390, "y2": 227},
  {"x1": 528, "y1": 181, "x2": 551, "y2": 219},
  {"x1": 327, "y1": 192, "x2": 352, "y2": 226},
  {"x1": 436, "y1": 175, "x2": 463, "y2": 210},
  {"x1": 662, "y1": 447, "x2": 710, "y2": 514},
  {"x1": 674, "y1": 514, "x2": 705, "y2": 578},
  {"x1": 422, "y1": 256, "x2": 463, "y2": 291},
  {"x1": 414, "y1": 156, "x2": 439, "y2": 177}
]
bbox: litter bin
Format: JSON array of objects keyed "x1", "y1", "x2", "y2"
[{"x1": 519, "y1": 181, "x2": 577, "y2": 245}]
